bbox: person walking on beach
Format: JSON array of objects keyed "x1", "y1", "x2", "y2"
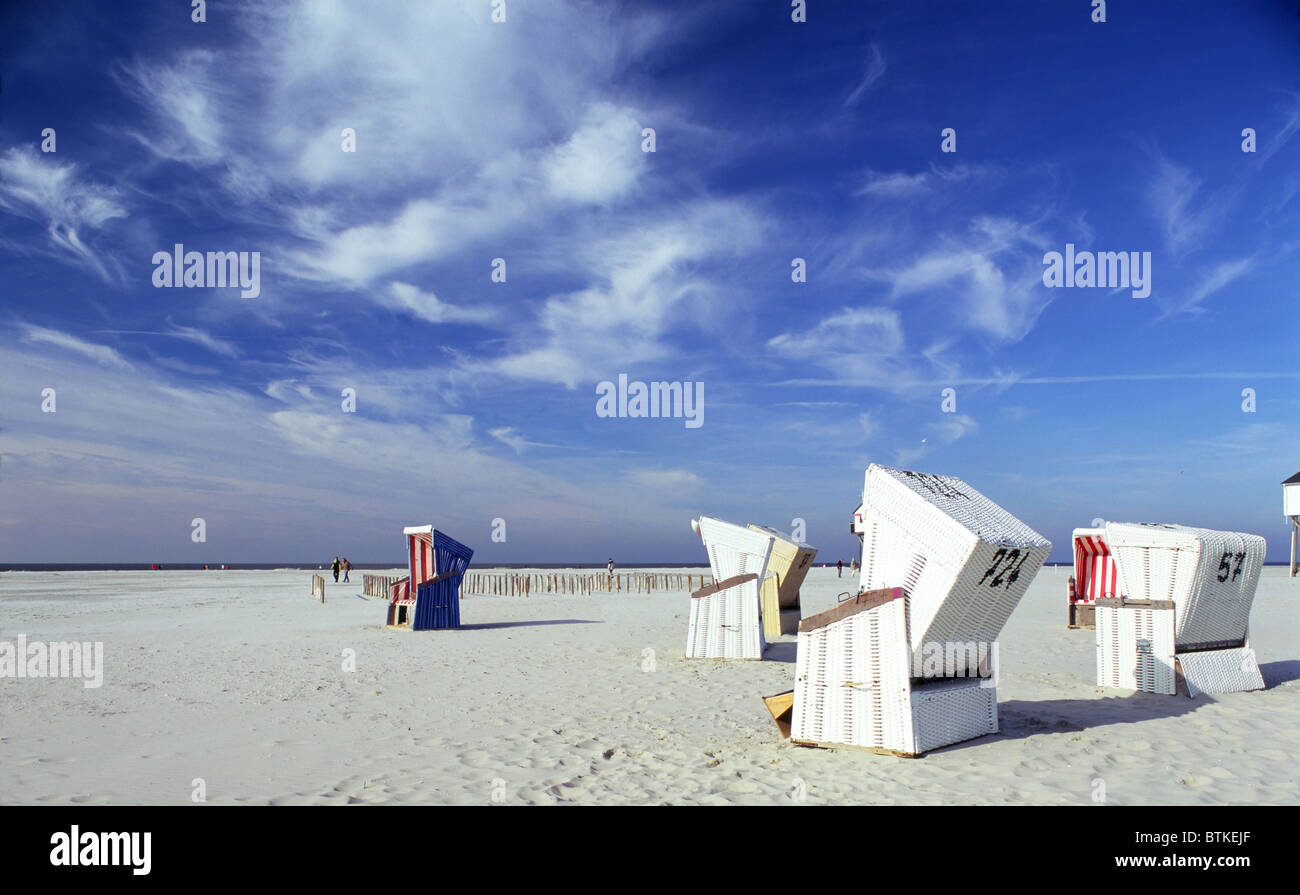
[
  {"x1": 342, "y1": 558, "x2": 351, "y2": 583},
  {"x1": 837, "y1": 559, "x2": 843, "y2": 578},
  {"x1": 331, "y1": 555, "x2": 341, "y2": 583},
  {"x1": 607, "y1": 557, "x2": 618, "y2": 590}
]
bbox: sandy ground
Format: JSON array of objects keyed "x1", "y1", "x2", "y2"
[{"x1": 1, "y1": 565, "x2": 1296, "y2": 805}]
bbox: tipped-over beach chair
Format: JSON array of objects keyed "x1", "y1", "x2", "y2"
[
  {"x1": 792, "y1": 587, "x2": 1002, "y2": 756},
  {"x1": 747, "y1": 524, "x2": 816, "y2": 639},
  {"x1": 854, "y1": 464, "x2": 1052, "y2": 675},
  {"x1": 790, "y1": 465, "x2": 1051, "y2": 756},
  {"x1": 1067, "y1": 528, "x2": 1117, "y2": 629},
  {"x1": 387, "y1": 526, "x2": 474, "y2": 631},
  {"x1": 686, "y1": 516, "x2": 775, "y2": 659},
  {"x1": 1094, "y1": 523, "x2": 1265, "y2": 696}
]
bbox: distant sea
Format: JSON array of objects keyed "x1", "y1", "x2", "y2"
[{"x1": 1, "y1": 562, "x2": 1293, "y2": 572}]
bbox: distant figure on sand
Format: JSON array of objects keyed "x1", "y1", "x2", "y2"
[
  {"x1": 342, "y1": 558, "x2": 351, "y2": 582},
  {"x1": 331, "y1": 555, "x2": 341, "y2": 583},
  {"x1": 837, "y1": 559, "x2": 843, "y2": 578},
  {"x1": 608, "y1": 557, "x2": 619, "y2": 590}
]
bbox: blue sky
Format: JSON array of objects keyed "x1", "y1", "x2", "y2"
[{"x1": 1, "y1": 0, "x2": 1297, "y2": 564}]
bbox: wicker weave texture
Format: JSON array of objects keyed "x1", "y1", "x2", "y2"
[
  {"x1": 909, "y1": 678, "x2": 998, "y2": 755},
  {"x1": 856, "y1": 465, "x2": 1051, "y2": 673},
  {"x1": 792, "y1": 597, "x2": 913, "y2": 751},
  {"x1": 686, "y1": 577, "x2": 765, "y2": 659},
  {"x1": 1095, "y1": 603, "x2": 1176, "y2": 694},
  {"x1": 791, "y1": 594, "x2": 998, "y2": 754},
  {"x1": 689, "y1": 516, "x2": 773, "y2": 659},
  {"x1": 697, "y1": 516, "x2": 774, "y2": 582},
  {"x1": 1178, "y1": 647, "x2": 1265, "y2": 696},
  {"x1": 1105, "y1": 523, "x2": 1265, "y2": 648}
]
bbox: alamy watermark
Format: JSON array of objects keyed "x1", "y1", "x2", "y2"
[
  {"x1": 595, "y1": 374, "x2": 703, "y2": 429},
  {"x1": 911, "y1": 640, "x2": 998, "y2": 687},
  {"x1": 1, "y1": 636, "x2": 103, "y2": 688},
  {"x1": 152, "y1": 243, "x2": 261, "y2": 298},
  {"x1": 50, "y1": 826, "x2": 150, "y2": 875},
  {"x1": 1042, "y1": 243, "x2": 1151, "y2": 298}
]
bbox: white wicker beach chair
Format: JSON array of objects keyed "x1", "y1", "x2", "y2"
[
  {"x1": 686, "y1": 517, "x2": 775, "y2": 659},
  {"x1": 1095, "y1": 523, "x2": 1266, "y2": 696},
  {"x1": 790, "y1": 466, "x2": 1050, "y2": 756},
  {"x1": 791, "y1": 588, "x2": 998, "y2": 757},
  {"x1": 855, "y1": 465, "x2": 1052, "y2": 676}
]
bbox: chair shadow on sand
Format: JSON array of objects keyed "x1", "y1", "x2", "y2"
[
  {"x1": 1261, "y1": 659, "x2": 1300, "y2": 687},
  {"x1": 755, "y1": 655, "x2": 1291, "y2": 753},
  {"x1": 991, "y1": 692, "x2": 1204, "y2": 745},
  {"x1": 457, "y1": 619, "x2": 603, "y2": 631},
  {"x1": 762, "y1": 642, "x2": 799, "y2": 664},
  {"x1": 985, "y1": 662, "x2": 1297, "y2": 748}
]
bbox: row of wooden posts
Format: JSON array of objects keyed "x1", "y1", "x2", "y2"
[
  {"x1": 362, "y1": 574, "x2": 405, "y2": 597},
  {"x1": 362, "y1": 571, "x2": 714, "y2": 598},
  {"x1": 463, "y1": 571, "x2": 714, "y2": 596}
]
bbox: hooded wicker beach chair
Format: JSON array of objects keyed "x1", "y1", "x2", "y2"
[
  {"x1": 792, "y1": 587, "x2": 1001, "y2": 756},
  {"x1": 747, "y1": 524, "x2": 817, "y2": 639},
  {"x1": 387, "y1": 526, "x2": 474, "y2": 630},
  {"x1": 789, "y1": 465, "x2": 1051, "y2": 756},
  {"x1": 686, "y1": 516, "x2": 775, "y2": 659},
  {"x1": 1067, "y1": 528, "x2": 1118, "y2": 628},
  {"x1": 853, "y1": 465, "x2": 1052, "y2": 675},
  {"x1": 1094, "y1": 523, "x2": 1265, "y2": 696}
]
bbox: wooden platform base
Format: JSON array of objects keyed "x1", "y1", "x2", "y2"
[
  {"x1": 386, "y1": 603, "x2": 414, "y2": 628},
  {"x1": 791, "y1": 738, "x2": 921, "y2": 759},
  {"x1": 790, "y1": 727, "x2": 997, "y2": 759},
  {"x1": 1068, "y1": 602, "x2": 1095, "y2": 629},
  {"x1": 762, "y1": 690, "x2": 794, "y2": 738}
]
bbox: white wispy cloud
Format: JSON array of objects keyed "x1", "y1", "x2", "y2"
[
  {"x1": 542, "y1": 103, "x2": 646, "y2": 204},
  {"x1": 625, "y1": 468, "x2": 702, "y2": 490},
  {"x1": 932, "y1": 412, "x2": 978, "y2": 444},
  {"x1": 485, "y1": 199, "x2": 763, "y2": 387},
  {"x1": 1162, "y1": 256, "x2": 1255, "y2": 318},
  {"x1": 768, "y1": 306, "x2": 917, "y2": 390},
  {"x1": 769, "y1": 306, "x2": 903, "y2": 357},
  {"x1": 844, "y1": 43, "x2": 886, "y2": 108},
  {"x1": 96, "y1": 325, "x2": 242, "y2": 358},
  {"x1": 856, "y1": 170, "x2": 929, "y2": 197},
  {"x1": 117, "y1": 51, "x2": 226, "y2": 165},
  {"x1": 1259, "y1": 93, "x2": 1300, "y2": 164},
  {"x1": 1145, "y1": 155, "x2": 1230, "y2": 257},
  {"x1": 867, "y1": 215, "x2": 1055, "y2": 343},
  {"x1": 489, "y1": 427, "x2": 560, "y2": 455},
  {"x1": 384, "y1": 282, "x2": 496, "y2": 325},
  {"x1": 0, "y1": 147, "x2": 127, "y2": 281},
  {"x1": 20, "y1": 325, "x2": 130, "y2": 369}
]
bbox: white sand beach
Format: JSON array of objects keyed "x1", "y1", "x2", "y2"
[{"x1": 1, "y1": 566, "x2": 1296, "y2": 806}]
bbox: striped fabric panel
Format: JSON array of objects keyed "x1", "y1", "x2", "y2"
[
  {"x1": 408, "y1": 533, "x2": 436, "y2": 587},
  {"x1": 1074, "y1": 536, "x2": 1118, "y2": 603}
]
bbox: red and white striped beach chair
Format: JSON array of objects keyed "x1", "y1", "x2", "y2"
[
  {"x1": 386, "y1": 577, "x2": 414, "y2": 627},
  {"x1": 1068, "y1": 528, "x2": 1118, "y2": 628}
]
